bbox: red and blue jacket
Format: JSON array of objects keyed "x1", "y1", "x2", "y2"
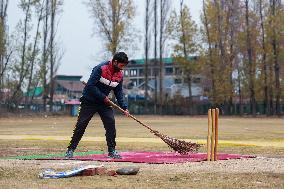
[{"x1": 82, "y1": 61, "x2": 127, "y2": 110}]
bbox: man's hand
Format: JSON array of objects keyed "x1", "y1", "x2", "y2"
[
  {"x1": 104, "y1": 97, "x2": 111, "y2": 106},
  {"x1": 124, "y1": 109, "x2": 130, "y2": 117}
]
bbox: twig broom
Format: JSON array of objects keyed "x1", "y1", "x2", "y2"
[
  {"x1": 108, "y1": 101, "x2": 201, "y2": 154},
  {"x1": 82, "y1": 81, "x2": 201, "y2": 154}
]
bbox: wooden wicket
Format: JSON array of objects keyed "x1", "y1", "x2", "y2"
[{"x1": 207, "y1": 108, "x2": 219, "y2": 161}]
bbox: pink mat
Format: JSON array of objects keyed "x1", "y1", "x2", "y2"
[{"x1": 41, "y1": 151, "x2": 256, "y2": 164}]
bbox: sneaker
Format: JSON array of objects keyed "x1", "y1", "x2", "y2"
[
  {"x1": 65, "y1": 149, "x2": 74, "y2": 158},
  {"x1": 108, "y1": 150, "x2": 122, "y2": 159}
]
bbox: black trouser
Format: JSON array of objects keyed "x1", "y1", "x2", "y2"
[{"x1": 67, "y1": 100, "x2": 116, "y2": 152}]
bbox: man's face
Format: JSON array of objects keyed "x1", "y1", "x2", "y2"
[{"x1": 113, "y1": 60, "x2": 127, "y2": 71}]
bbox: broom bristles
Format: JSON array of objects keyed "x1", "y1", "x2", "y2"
[{"x1": 153, "y1": 132, "x2": 202, "y2": 154}]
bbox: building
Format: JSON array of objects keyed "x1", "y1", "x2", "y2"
[
  {"x1": 48, "y1": 75, "x2": 84, "y2": 113},
  {"x1": 53, "y1": 75, "x2": 84, "y2": 103},
  {"x1": 22, "y1": 75, "x2": 84, "y2": 112},
  {"x1": 123, "y1": 57, "x2": 207, "y2": 99}
]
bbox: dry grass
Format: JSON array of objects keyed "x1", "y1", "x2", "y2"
[
  {"x1": 1, "y1": 115, "x2": 284, "y2": 139},
  {"x1": 0, "y1": 165, "x2": 283, "y2": 189},
  {"x1": 0, "y1": 115, "x2": 284, "y2": 188}
]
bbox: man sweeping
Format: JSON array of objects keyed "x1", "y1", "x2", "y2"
[{"x1": 65, "y1": 52, "x2": 129, "y2": 159}]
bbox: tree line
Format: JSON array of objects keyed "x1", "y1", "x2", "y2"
[
  {"x1": 0, "y1": 0, "x2": 283, "y2": 116},
  {"x1": 152, "y1": 0, "x2": 283, "y2": 116},
  {"x1": 0, "y1": 0, "x2": 63, "y2": 112},
  {"x1": 197, "y1": 0, "x2": 283, "y2": 116}
]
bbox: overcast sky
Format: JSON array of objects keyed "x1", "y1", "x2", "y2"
[{"x1": 8, "y1": 0, "x2": 203, "y2": 81}]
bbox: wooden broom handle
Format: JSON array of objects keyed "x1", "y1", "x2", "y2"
[
  {"x1": 108, "y1": 100, "x2": 157, "y2": 133},
  {"x1": 82, "y1": 81, "x2": 157, "y2": 133}
]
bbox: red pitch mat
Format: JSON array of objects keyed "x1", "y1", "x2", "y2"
[{"x1": 41, "y1": 151, "x2": 256, "y2": 164}]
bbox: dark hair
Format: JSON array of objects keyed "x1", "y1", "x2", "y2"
[{"x1": 113, "y1": 52, "x2": 128, "y2": 64}]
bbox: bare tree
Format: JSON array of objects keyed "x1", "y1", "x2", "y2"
[
  {"x1": 41, "y1": 0, "x2": 49, "y2": 111},
  {"x1": 226, "y1": 0, "x2": 241, "y2": 114},
  {"x1": 10, "y1": 0, "x2": 32, "y2": 105},
  {"x1": 0, "y1": 0, "x2": 8, "y2": 96},
  {"x1": 214, "y1": 0, "x2": 225, "y2": 71},
  {"x1": 201, "y1": 0, "x2": 216, "y2": 104},
  {"x1": 153, "y1": 0, "x2": 158, "y2": 114},
  {"x1": 259, "y1": 0, "x2": 269, "y2": 115},
  {"x1": 0, "y1": 49, "x2": 11, "y2": 81},
  {"x1": 49, "y1": 0, "x2": 63, "y2": 112},
  {"x1": 270, "y1": 0, "x2": 281, "y2": 116},
  {"x1": 158, "y1": 0, "x2": 170, "y2": 114},
  {"x1": 167, "y1": 0, "x2": 199, "y2": 115},
  {"x1": 144, "y1": 0, "x2": 152, "y2": 111},
  {"x1": 26, "y1": 0, "x2": 45, "y2": 105},
  {"x1": 245, "y1": 0, "x2": 256, "y2": 116},
  {"x1": 49, "y1": 0, "x2": 55, "y2": 111},
  {"x1": 86, "y1": 0, "x2": 136, "y2": 56}
]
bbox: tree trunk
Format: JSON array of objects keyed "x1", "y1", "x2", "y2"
[
  {"x1": 11, "y1": 0, "x2": 32, "y2": 104},
  {"x1": 268, "y1": 59, "x2": 274, "y2": 115},
  {"x1": 271, "y1": 0, "x2": 281, "y2": 116},
  {"x1": 42, "y1": 0, "x2": 49, "y2": 112},
  {"x1": 215, "y1": 0, "x2": 226, "y2": 111},
  {"x1": 0, "y1": 0, "x2": 8, "y2": 99},
  {"x1": 144, "y1": 0, "x2": 150, "y2": 113},
  {"x1": 228, "y1": 0, "x2": 237, "y2": 115},
  {"x1": 237, "y1": 61, "x2": 243, "y2": 116},
  {"x1": 259, "y1": 0, "x2": 269, "y2": 115},
  {"x1": 49, "y1": 0, "x2": 56, "y2": 112},
  {"x1": 26, "y1": 4, "x2": 43, "y2": 106},
  {"x1": 159, "y1": 0, "x2": 163, "y2": 115},
  {"x1": 154, "y1": 0, "x2": 158, "y2": 114},
  {"x1": 214, "y1": 0, "x2": 225, "y2": 67},
  {"x1": 203, "y1": 0, "x2": 216, "y2": 105},
  {"x1": 180, "y1": 0, "x2": 193, "y2": 114},
  {"x1": 111, "y1": 0, "x2": 118, "y2": 55},
  {"x1": 245, "y1": 0, "x2": 256, "y2": 116}
]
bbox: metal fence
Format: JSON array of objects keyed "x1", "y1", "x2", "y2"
[
  {"x1": 126, "y1": 100, "x2": 284, "y2": 115},
  {"x1": 0, "y1": 101, "x2": 283, "y2": 116}
]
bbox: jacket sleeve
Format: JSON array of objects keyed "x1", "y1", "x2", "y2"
[
  {"x1": 114, "y1": 79, "x2": 128, "y2": 110},
  {"x1": 86, "y1": 66, "x2": 106, "y2": 102}
]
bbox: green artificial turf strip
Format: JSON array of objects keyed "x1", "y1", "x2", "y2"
[{"x1": 4, "y1": 150, "x2": 104, "y2": 160}]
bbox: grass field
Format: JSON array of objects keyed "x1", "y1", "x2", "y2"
[{"x1": 0, "y1": 115, "x2": 283, "y2": 188}]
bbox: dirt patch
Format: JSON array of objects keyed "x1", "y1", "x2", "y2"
[
  {"x1": 0, "y1": 158, "x2": 283, "y2": 189},
  {"x1": 2, "y1": 157, "x2": 283, "y2": 174}
]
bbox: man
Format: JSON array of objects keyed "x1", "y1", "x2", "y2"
[{"x1": 65, "y1": 52, "x2": 129, "y2": 159}]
